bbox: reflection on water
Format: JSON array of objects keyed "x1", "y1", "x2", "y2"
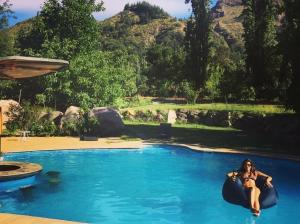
[{"x1": 245, "y1": 216, "x2": 257, "y2": 224}]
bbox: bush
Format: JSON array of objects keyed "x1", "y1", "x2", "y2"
[
  {"x1": 66, "y1": 50, "x2": 138, "y2": 108},
  {"x1": 60, "y1": 120, "x2": 80, "y2": 136},
  {"x1": 5, "y1": 102, "x2": 42, "y2": 133},
  {"x1": 30, "y1": 120, "x2": 57, "y2": 136},
  {"x1": 77, "y1": 112, "x2": 100, "y2": 136},
  {"x1": 179, "y1": 80, "x2": 199, "y2": 104},
  {"x1": 60, "y1": 112, "x2": 100, "y2": 136}
]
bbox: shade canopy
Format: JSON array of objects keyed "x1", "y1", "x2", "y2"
[{"x1": 0, "y1": 56, "x2": 69, "y2": 79}]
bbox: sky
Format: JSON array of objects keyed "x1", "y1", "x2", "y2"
[{"x1": 7, "y1": 0, "x2": 218, "y2": 26}]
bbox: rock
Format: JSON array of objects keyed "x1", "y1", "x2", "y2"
[
  {"x1": 90, "y1": 107, "x2": 124, "y2": 136},
  {"x1": 167, "y1": 110, "x2": 177, "y2": 124},
  {"x1": 147, "y1": 109, "x2": 157, "y2": 117},
  {"x1": 39, "y1": 111, "x2": 63, "y2": 125},
  {"x1": 176, "y1": 110, "x2": 188, "y2": 123},
  {"x1": 122, "y1": 109, "x2": 136, "y2": 120},
  {"x1": 60, "y1": 106, "x2": 81, "y2": 128},
  {"x1": 0, "y1": 100, "x2": 20, "y2": 129},
  {"x1": 155, "y1": 113, "x2": 165, "y2": 122}
]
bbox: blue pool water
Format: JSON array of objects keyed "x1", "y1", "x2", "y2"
[{"x1": 1, "y1": 145, "x2": 300, "y2": 224}]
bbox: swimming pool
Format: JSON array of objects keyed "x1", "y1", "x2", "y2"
[{"x1": 1, "y1": 145, "x2": 300, "y2": 223}]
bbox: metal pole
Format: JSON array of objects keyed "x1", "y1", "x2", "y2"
[{"x1": 18, "y1": 89, "x2": 22, "y2": 104}]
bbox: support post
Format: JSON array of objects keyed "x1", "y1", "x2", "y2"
[{"x1": 0, "y1": 107, "x2": 2, "y2": 155}]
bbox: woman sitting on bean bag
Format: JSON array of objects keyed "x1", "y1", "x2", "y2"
[{"x1": 226, "y1": 159, "x2": 275, "y2": 216}]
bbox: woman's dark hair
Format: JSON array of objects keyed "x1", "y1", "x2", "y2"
[{"x1": 238, "y1": 159, "x2": 256, "y2": 173}]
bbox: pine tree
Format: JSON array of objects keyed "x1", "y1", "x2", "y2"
[{"x1": 184, "y1": 0, "x2": 212, "y2": 92}]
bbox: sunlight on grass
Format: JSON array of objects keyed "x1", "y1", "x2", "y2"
[
  {"x1": 123, "y1": 103, "x2": 292, "y2": 114},
  {"x1": 124, "y1": 120, "x2": 239, "y2": 132}
]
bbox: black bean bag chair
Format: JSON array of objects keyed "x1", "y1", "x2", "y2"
[{"x1": 222, "y1": 176, "x2": 278, "y2": 209}]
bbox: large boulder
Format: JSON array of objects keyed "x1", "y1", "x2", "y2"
[
  {"x1": 39, "y1": 111, "x2": 63, "y2": 126},
  {"x1": 0, "y1": 100, "x2": 20, "y2": 129},
  {"x1": 90, "y1": 107, "x2": 124, "y2": 136},
  {"x1": 60, "y1": 106, "x2": 81, "y2": 128}
]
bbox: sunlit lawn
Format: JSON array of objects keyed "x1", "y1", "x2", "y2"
[{"x1": 122, "y1": 103, "x2": 293, "y2": 114}]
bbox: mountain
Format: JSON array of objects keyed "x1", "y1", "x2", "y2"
[
  {"x1": 100, "y1": 0, "x2": 245, "y2": 52},
  {"x1": 211, "y1": 0, "x2": 244, "y2": 48},
  {"x1": 7, "y1": 0, "x2": 247, "y2": 52},
  {"x1": 99, "y1": 8, "x2": 185, "y2": 52}
]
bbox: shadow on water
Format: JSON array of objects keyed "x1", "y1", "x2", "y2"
[
  {"x1": 0, "y1": 171, "x2": 63, "y2": 205},
  {"x1": 124, "y1": 124, "x2": 297, "y2": 155}
]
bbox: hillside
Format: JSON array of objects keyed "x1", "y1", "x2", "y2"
[
  {"x1": 101, "y1": 0, "x2": 245, "y2": 51},
  {"x1": 100, "y1": 10, "x2": 185, "y2": 50},
  {"x1": 212, "y1": 0, "x2": 244, "y2": 48},
  {"x1": 7, "y1": 0, "x2": 246, "y2": 51}
]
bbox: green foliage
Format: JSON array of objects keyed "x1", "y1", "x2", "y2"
[
  {"x1": 242, "y1": 0, "x2": 281, "y2": 100},
  {"x1": 16, "y1": 0, "x2": 104, "y2": 59},
  {"x1": 77, "y1": 112, "x2": 99, "y2": 136},
  {"x1": 124, "y1": 1, "x2": 169, "y2": 24},
  {"x1": 145, "y1": 43, "x2": 186, "y2": 96},
  {"x1": 60, "y1": 51, "x2": 138, "y2": 109},
  {"x1": 35, "y1": 94, "x2": 46, "y2": 107},
  {"x1": 4, "y1": 102, "x2": 58, "y2": 136},
  {"x1": 0, "y1": 80, "x2": 18, "y2": 99},
  {"x1": 185, "y1": 0, "x2": 212, "y2": 92},
  {"x1": 0, "y1": 0, "x2": 15, "y2": 56},
  {"x1": 205, "y1": 64, "x2": 223, "y2": 99},
  {"x1": 122, "y1": 96, "x2": 152, "y2": 108},
  {"x1": 4, "y1": 102, "x2": 42, "y2": 132},
  {"x1": 30, "y1": 120, "x2": 57, "y2": 136},
  {"x1": 179, "y1": 80, "x2": 200, "y2": 104},
  {"x1": 60, "y1": 120, "x2": 80, "y2": 136},
  {"x1": 0, "y1": 0, "x2": 13, "y2": 30},
  {"x1": 283, "y1": 0, "x2": 300, "y2": 113}
]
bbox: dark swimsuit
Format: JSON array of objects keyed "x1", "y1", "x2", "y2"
[{"x1": 240, "y1": 172, "x2": 257, "y2": 185}]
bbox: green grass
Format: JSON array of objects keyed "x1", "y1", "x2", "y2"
[
  {"x1": 122, "y1": 103, "x2": 293, "y2": 114},
  {"x1": 123, "y1": 120, "x2": 297, "y2": 155}
]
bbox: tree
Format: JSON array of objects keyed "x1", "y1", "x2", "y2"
[
  {"x1": 124, "y1": 1, "x2": 169, "y2": 24},
  {"x1": 17, "y1": 0, "x2": 104, "y2": 60},
  {"x1": 0, "y1": 0, "x2": 18, "y2": 100},
  {"x1": 0, "y1": 0, "x2": 15, "y2": 56},
  {"x1": 65, "y1": 51, "x2": 138, "y2": 109},
  {"x1": 146, "y1": 43, "x2": 186, "y2": 96},
  {"x1": 13, "y1": 0, "x2": 105, "y2": 107},
  {"x1": 184, "y1": 0, "x2": 212, "y2": 94},
  {"x1": 242, "y1": 0, "x2": 280, "y2": 100},
  {"x1": 283, "y1": 0, "x2": 300, "y2": 113}
]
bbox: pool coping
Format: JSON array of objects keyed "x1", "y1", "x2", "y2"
[
  {"x1": 1, "y1": 137, "x2": 299, "y2": 162},
  {"x1": 145, "y1": 142, "x2": 300, "y2": 162},
  {"x1": 0, "y1": 161, "x2": 42, "y2": 181},
  {"x1": 0, "y1": 213, "x2": 82, "y2": 224}
]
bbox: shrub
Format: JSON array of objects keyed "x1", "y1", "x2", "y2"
[
  {"x1": 5, "y1": 102, "x2": 42, "y2": 133},
  {"x1": 30, "y1": 120, "x2": 57, "y2": 136},
  {"x1": 179, "y1": 80, "x2": 200, "y2": 104}
]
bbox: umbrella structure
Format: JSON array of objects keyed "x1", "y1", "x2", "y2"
[
  {"x1": 0, "y1": 56, "x2": 69, "y2": 79},
  {"x1": 0, "y1": 56, "x2": 69, "y2": 153}
]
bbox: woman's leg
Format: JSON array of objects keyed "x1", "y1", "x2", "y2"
[
  {"x1": 253, "y1": 187, "x2": 261, "y2": 213},
  {"x1": 249, "y1": 187, "x2": 255, "y2": 210}
]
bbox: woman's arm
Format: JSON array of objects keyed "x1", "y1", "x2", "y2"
[
  {"x1": 257, "y1": 171, "x2": 273, "y2": 187},
  {"x1": 227, "y1": 171, "x2": 239, "y2": 178}
]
